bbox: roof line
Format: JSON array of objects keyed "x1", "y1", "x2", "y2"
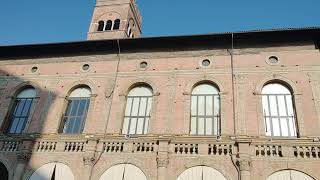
[{"x1": 1, "y1": 26, "x2": 320, "y2": 48}]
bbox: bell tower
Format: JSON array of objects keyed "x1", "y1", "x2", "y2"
[{"x1": 87, "y1": 0, "x2": 142, "y2": 40}]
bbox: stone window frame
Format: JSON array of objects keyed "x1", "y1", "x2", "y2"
[
  {"x1": 59, "y1": 85, "x2": 92, "y2": 134},
  {"x1": 118, "y1": 79, "x2": 160, "y2": 135},
  {"x1": 94, "y1": 12, "x2": 122, "y2": 32},
  {"x1": 57, "y1": 80, "x2": 98, "y2": 135},
  {"x1": 183, "y1": 77, "x2": 227, "y2": 136},
  {"x1": 265, "y1": 56, "x2": 281, "y2": 66},
  {"x1": 98, "y1": 19, "x2": 121, "y2": 31},
  {"x1": 126, "y1": 18, "x2": 135, "y2": 38},
  {"x1": 0, "y1": 82, "x2": 40, "y2": 134},
  {"x1": 121, "y1": 85, "x2": 153, "y2": 135},
  {"x1": 190, "y1": 83, "x2": 221, "y2": 136},
  {"x1": 199, "y1": 59, "x2": 212, "y2": 68},
  {"x1": 261, "y1": 82, "x2": 297, "y2": 137},
  {"x1": 254, "y1": 75, "x2": 304, "y2": 137}
]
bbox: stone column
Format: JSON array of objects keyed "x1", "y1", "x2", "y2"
[
  {"x1": 82, "y1": 137, "x2": 99, "y2": 180},
  {"x1": 13, "y1": 152, "x2": 31, "y2": 180},
  {"x1": 13, "y1": 139, "x2": 34, "y2": 180},
  {"x1": 237, "y1": 140, "x2": 252, "y2": 180},
  {"x1": 238, "y1": 158, "x2": 251, "y2": 180},
  {"x1": 157, "y1": 138, "x2": 170, "y2": 180},
  {"x1": 83, "y1": 156, "x2": 96, "y2": 180},
  {"x1": 157, "y1": 157, "x2": 169, "y2": 180}
]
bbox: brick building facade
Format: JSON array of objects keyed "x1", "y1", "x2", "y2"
[{"x1": 0, "y1": 0, "x2": 320, "y2": 180}]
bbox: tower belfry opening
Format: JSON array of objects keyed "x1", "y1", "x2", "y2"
[{"x1": 87, "y1": 0, "x2": 142, "y2": 40}]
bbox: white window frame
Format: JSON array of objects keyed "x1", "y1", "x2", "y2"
[
  {"x1": 122, "y1": 86, "x2": 153, "y2": 135},
  {"x1": 190, "y1": 84, "x2": 220, "y2": 136},
  {"x1": 262, "y1": 83, "x2": 297, "y2": 137}
]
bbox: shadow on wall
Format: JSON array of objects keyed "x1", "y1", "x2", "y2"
[{"x1": 0, "y1": 68, "x2": 72, "y2": 180}]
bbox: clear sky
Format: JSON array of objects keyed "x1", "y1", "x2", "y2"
[{"x1": 1, "y1": 0, "x2": 320, "y2": 45}]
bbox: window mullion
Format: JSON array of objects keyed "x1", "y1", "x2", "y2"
[
  {"x1": 80, "y1": 99, "x2": 90, "y2": 133},
  {"x1": 142, "y1": 97, "x2": 149, "y2": 134},
  {"x1": 266, "y1": 95, "x2": 274, "y2": 136},
  {"x1": 21, "y1": 98, "x2": 34, "y2": 133},
  {"x1": 283, "y1": 95, "x2": 291, "y2": 136},
  {"x1": 275, "y1": 95, "x2": 282, "y2": 137},
  {"x1": 64, "y1": 100, "x2": 74, "y2": 133},
  {"x1": 135, "y1": 97, "x2": 142, "y2": 134},
  {"x1": 212, "y1": 95, "x2": 215, "y2": 136},
  {"x1": 8, "y1": 99, "x2": 20, "y2": 133},
  {"x1": 196, "y1": 96, "x2": 199, "y2": 135},
  {"x1": 204, "y1": 95, "x2": 207, "y2": 135},
  {"x1": 127, "y1": 97, "x2": 135, "y2": 134},
  {"x1": 17, "y1": 98, "x2": 28, "y2": 133},
  {"x1": 72, "y1": 99, "x2": 82, "y2": 134}
]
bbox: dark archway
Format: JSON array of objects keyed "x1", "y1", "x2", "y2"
[{"x1": 0, "y1": 162, "x2": 8, "y2": 180}]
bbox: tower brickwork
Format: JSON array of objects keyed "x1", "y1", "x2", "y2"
[{"x1": 88, "y1": 0, "x2": 142, "y2": 40}]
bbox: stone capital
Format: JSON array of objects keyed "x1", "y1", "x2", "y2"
[
  {"x1": 17, "y1": 152, "x2": 32, "y2": 163},
  {"x1": 238, "y1": 158, "x2": 251, "y2": 171},
  {"x1": 156, "y1": 157, "x2": 169, "y2": 168},
  {"x1": 83, "y1": 155, "x2": 96, "y2": 166}
]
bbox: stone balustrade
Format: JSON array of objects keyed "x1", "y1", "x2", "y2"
[
  {"x1": 0, "y1": 135, "x2": 319, "y2": 160},
  {"x1": 254, "y1": 144, "x2": 283, "y2": 157},
  {"x1": 35, "y1": 141, "x2": 57, "y2": 152},
  {"x1": 293, "y1": 145, "x2": 320, "y2": 158},
  {"x1": 208, "y1": 143, "x2": 234, "y2": 156},
  {"x1": 0, "y1": 140, "x2": 21, "y2": 152}
]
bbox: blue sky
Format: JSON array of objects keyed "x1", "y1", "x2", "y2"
[{"x1": 1, "y1": 0, "x2": 320, "y2": 45}]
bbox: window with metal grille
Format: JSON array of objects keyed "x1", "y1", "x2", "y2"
[
  {"x1": 122, "y1": 86, "x2": 153, "y2": 135},
  {"x1": 190, "y1": 84, "x2": 220, "y2": 136},
  {"x1": 60, "y1": 87, "x2": 91, "y2": 134},
  {"x1": 7, "y1": 87, "x2": 37, "y2": 134},
  {"x1": 262, "y1": 83, "x2": 297, "y2": 137}
]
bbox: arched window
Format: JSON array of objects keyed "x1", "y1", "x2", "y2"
[
  {"x1": 105, "y1": 20, "x2": 113, "y2": 31},
  {"x1": 177, "y1": 166, "x2": 227, "y2": 180},
  {"x1": 99, "y1": 164, "x2": 147, "y2": 180},
  {"x1": 29, "y1": 162, "x2": 74, "y2": 180},
  {"x1": 262, "y1": 83, "x2": 297, "y2": 137},
  {"x1": 190, "y1": 83, "x2": 220, "y2": 136},
  {"x1": 113, "y1": 19, "x2": 120, "y2": 30},
  {"x1": 60, "y1": 86, "x2": 91, "y2": 134},
  {"x1": 0, "y1": 162, "x2": 8, "y2": 180},
  {"x1": 7, "y1": 87, "x2": 36, "y2": 134},
  {"x1": 97, "y1": 21, "x2": 105, "y2": 31},
  {"x1": 122, "y1": 86, "x2": 153, "y2": 135},
  {"x1": 266, "y1": 169, "x2": 314, "y2": 180},
  {"x1": 126, "y1": 23, "x2": 132, "y2": 37}
]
